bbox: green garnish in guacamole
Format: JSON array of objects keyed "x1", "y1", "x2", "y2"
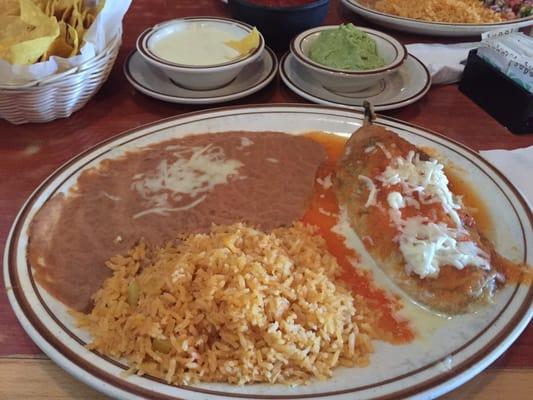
[{"x1": 308, "y1": 24, "x2": 385, "y2": 70}]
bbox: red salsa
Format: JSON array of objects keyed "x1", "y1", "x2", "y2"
[
  {"x1": 245, "y1": 0, "x2": 319, "y2": 7},
  {"x1": 302, "y1": 132, "x2": 415, "y2": 344}
]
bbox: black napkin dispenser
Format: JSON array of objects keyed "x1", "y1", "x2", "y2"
[{"x1": 459, "y1": 49, "x2": 533, "y2": 135}]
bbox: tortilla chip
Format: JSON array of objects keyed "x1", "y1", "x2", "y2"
[
  {"x1": 3, "y1": 35, "x2": 57, "y2": 64},
  {"x1": 65, "y1": 21, "x2": 78, "y2": 55},
  {"x1": 60, "y1": 3, "x2": 72, "y2": 22},
  {"x1": 70, "y1": 5, "x2": 85, "y2": 41},
  {"x1": 0, "y1": 16, "x2": 30, "y2": 46},
  {"x1": 43, "y1": 0, "x2": 52, "y2": 16},
  {"x1": 20, "y1": 0, "x2": 53, "y2": 24},
  {"x1": 50, "y1": 0, "x2": 77, "y2": 15},
  {"x1": 82, "y1": 10, "x2": 94, "y2": 29},
  {"x1": 41, "y1": 20, "x2": 77, "y2": 60},
  {"x1": 0, "y1": 0, "x2": 102, "y2": 63},
  {"x1": 225, "y1": 28, "x2": 260, "y2": 57},
  {"x1": 0, "y1": 0, "x2": 21, "y2": 15},
  {"x1": 0, "y1": 0, "x2": 59, "y2": 64}
]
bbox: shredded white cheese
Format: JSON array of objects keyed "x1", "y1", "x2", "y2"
[
  {"x1": 316, "y1": 174, "x2": 333, "y2": 189},
  {"x1": 358, "y1": 175, "x2": 378, "y2": 207},
  {"x1": 375, "y1": 142, "x2": 392, "y2": 159},
  {"x1": 318, "y1": 207, "x2": 335, "y2": 217},
  {"x1": 363, "y1": 235, "x2": 375, "y2": 246},
  {"x1": 389, "y1": 211, "x2": 490, "y2": 278},
  {"x1": 378, "y1": 150, "x2": 463, "y2": 227},
  {"x1": 360, "y1": 150, "x2": 490, "y2": 279},
  {"x1": 237, "y1": 136, "x2": 254, "y2": 149},
  {"x1": 131, "y1": 144, "x2": 243, "y2": 218},
  {"x1": 100, "y1": 191, "x2": 121, "y2": 202},
  {"x1": 364, "y1": 145, "x2": 376, "y2": 154},
  {"x1": 133, "y1": 195, "x2": 207, "y2": 220},
  {"x1": 387, "y1": 191, "x2": 405, "y2": 210}
]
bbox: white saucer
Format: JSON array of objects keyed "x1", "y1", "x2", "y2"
[
  {"x1": 279, "y1": 52, "x2": 431, "y2": 111},
  {"x1": 124, "y1": 47, "x2": 278, "y2": 105}
]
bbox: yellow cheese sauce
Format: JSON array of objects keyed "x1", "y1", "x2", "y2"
[{"x1": 150, "y1": 24, "x2": 241, "y2": 65}]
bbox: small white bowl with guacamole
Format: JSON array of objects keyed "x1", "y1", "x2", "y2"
[
  {"x1": 290, "y1": 24, "x2": 406, "y2": 92},
  {"x1": 137, "y1": 17, "x2": 264, "y2": 90}
]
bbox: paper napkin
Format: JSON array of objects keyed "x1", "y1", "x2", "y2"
[
  {"x1": 406, "y1": 42, "x2": 479, "y2": 85},
  {"x1": 477, "y1": 29, "x2": 533, "y2": 93},
  {"x1": 480, "y1": 146, "x2": 533, "y2": 206}
]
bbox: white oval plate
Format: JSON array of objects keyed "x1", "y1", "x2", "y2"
[
  {"x1": 124, "y1": 47, "x2": 277, "y2": 105},
  {"x1": 4, "y1": 105, "x2": 532, "y2": 400},
  {"x1": 279, "y1": 52, "x2": 430, "y2": 111},
  {"x1": 342, "y1": 0, "x2": 533, "y2": 37}
]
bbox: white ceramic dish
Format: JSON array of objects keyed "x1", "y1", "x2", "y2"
[
  {"x1": 124, "y1": 47, "x2": 277, "y2": 105},
  {"x1": 342, "y1": 0, "x2": 533, "y2": 37},
  {"x1": 280, "y1": 52, "x2": 430, "y2": 111},
  {"x1": 291, "y1": 25, "x2": 406, "y2": 92},
  {"x1": 4, "y1": 105, "x2": 532, "y2": 400},
  {"x1": 136, "y1": 17, "x2": 265, "y2": 90}
]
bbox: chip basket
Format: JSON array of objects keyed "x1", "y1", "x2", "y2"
[{"x1": 0, "y1": 31, "x2": 122, "y2": 125}]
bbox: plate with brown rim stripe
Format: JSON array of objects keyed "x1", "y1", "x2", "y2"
[
  {"x1": 4, "y1": 105, "x2": 532, "y2": 399},
  {"x1": 341, "y1": 0, "x2": 533, "y2": 37}
]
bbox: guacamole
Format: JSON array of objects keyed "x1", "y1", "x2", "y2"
[{"x1": 308, "y1": 24, "x2": 385, "y2": 70}]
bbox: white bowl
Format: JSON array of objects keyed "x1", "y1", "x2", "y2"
[
  {"x1": 290, "y1": 25, "x2": 407, "y2": 93},
  {"x1": 137, "y1": 17, "x2": 265, "y2": 91}
]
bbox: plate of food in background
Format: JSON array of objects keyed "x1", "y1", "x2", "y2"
[
  {"x1": 4, "y1": 105, "x2": 532, "y2": 399},
  {"x1": 341, "y1": 0, "x2": 533, "y2": 36}
]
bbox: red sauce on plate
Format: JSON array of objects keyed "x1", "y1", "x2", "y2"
[{"x1": 303, "y1": 132, "x2": 414, "y2": 344}]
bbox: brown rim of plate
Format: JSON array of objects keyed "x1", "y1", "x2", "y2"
[
  {"x1": 136, "y1": 16, "x2": 264, "y2": 70},
  {"x1": 7, "y1": 108, "x2": 532, "y2": 399},
  {"x1": 280, "y1": 52, "x2": 431, "y2": 108},
  {"x1": 124, "y1": 46, "x2": 278, "y2": 100},
  {"x1": 6, "y1": 104, "x2": 533, "y2": 400},
  {"x1": 290, "y1": 27, "x2": 407, "y2": 75},
  {"x1": 346, "y1": 0, "x2": 533, "y2": 27}
]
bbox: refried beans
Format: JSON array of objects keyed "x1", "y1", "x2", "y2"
[{"x1": 28, "y1": 132, "x2": 326, "y2": 311}]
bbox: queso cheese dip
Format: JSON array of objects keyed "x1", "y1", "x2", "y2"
[{"x1": 150, "y1": 24, "x2": 243, "y2": 66}]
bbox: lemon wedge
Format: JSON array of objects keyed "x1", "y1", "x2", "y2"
[{"x1": 225, "y1": 28, "x2": 260, "y2": 57}]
